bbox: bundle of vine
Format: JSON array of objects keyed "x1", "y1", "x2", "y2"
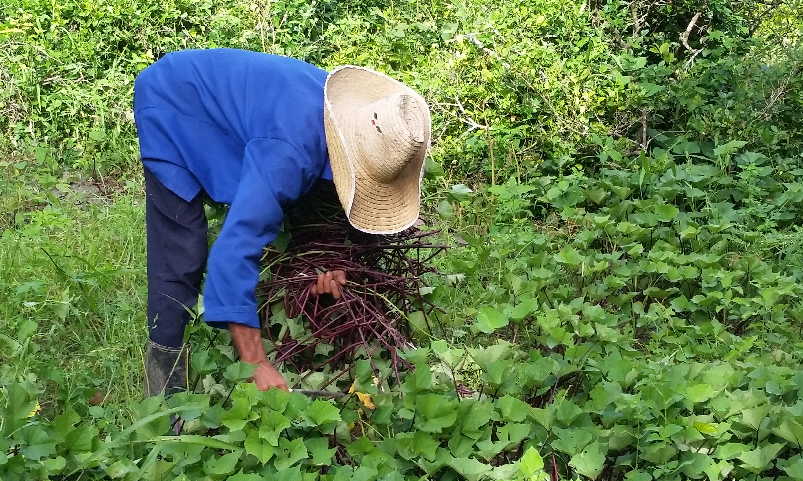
[{"x1": 258, "y1": 182, "x2": 445, "y2": 377}]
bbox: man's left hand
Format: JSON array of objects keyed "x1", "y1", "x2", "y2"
[{"x1": 311, "y1": 270, "x2": 347, "y2": 299}]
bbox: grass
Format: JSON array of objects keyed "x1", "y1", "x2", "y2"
[{"x1": 0, "y1": 165, "x2": 147, "y2": 415}]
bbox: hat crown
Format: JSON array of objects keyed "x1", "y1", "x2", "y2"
[
  {"x1": 357, "y1": 93, "x2": 427, "y2": 184},
  {"x1": 323, "y1": 65, "x2": 431, "y2": 234}
]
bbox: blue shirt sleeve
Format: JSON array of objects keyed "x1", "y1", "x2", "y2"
[{"x1": 202, "y1": 138, "x2": 317, "y2": 328}]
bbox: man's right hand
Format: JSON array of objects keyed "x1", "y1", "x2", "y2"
[
  {"x1": 311, "y1": 270, "x2": 347, "y2": 299},
  {"x1": 229, "y1": 323, "x2": 288, "y2": 391},
  {"x1": 252, "y1": 359, "x2": 288, "y2": 391}
]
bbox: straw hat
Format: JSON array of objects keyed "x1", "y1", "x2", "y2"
[{"x1": 324, "y1": 66, "x2": 431, "y2": 234}]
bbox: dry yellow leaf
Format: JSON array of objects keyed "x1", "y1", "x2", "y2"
[
  {"x1": 27, "y1": 401, "x2": 41, "y2": 418},
  {"x1": 355, "y1": 391, "x2": 376, "y2": 410},
  {"x1": 348, "y1": 382, "x2": 376, "y2": 409}
]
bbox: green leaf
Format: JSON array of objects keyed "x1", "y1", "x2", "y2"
[
  {"x1": 773, "y1": 418, "x2": 803, "y2": 445},
  {"x1": 274, "y1": 438, "x2": 308, "y2": 470},
  {"x1": 425, "y1": 157, "x2": 444, "y2": 177},
  {"x1": 440, "y1": 22, "x2": 459, "y2": 41},
  {"x1": 782, "y1": 456, "x2": 803, "y2": 480},
  {"x1": 264, "y1": 388, "x2": 291, "y2": 412},
  {"x1": 42, "y1": 456, "x2": 66, "y2": 474},
  {"x1": 496, "y1": 395, "x2": 530, "y2": 422},
  {"x1": 224, "y1": 362, "x2": 256, "y2": 382},
  {"x1": 556, "y1": 246, "x2": 584, "y2": 266},
  {"x1": 497, "y1": 423, "x2": 531, "y2": 447},
  {"x1": 395, "y1": 431, "x2": 441, "y2": 461},
  {"x1": 437, "y1": 200, "x2": 454, "y2": 218},
  {"x1": 273, "y1": 230, "x2": 291, "y2": 253},
  {"x1": 221, "y1": 396, "x2": 255, "y2": 431},
  {"x1": 191, "y1": 351, "x2": 217, "y2": 374},
  {"x1": 654, "y1": 203, "x2": 679, "y2": 222},
  {"x1": 628, "y1": 243, "x2": 644, "y2": 256},
  {"x1": 737, "y1": 443, "x2": 784, "y2": 473},
  {"x1": 20, "y1": 427, "x2": 56, "y2": 460},
  {"x1": 740, "y1": 405, "x2": 770, "y2": 430},
  {"x1": 306, "y1": 399, "x2": 341, "y2": 426},
  {"x1": 125, "y1": 403, "x2": 205, "y2": 440},
  {"x1": 245, "y1": 430, "x2": 275, "y2": 464},
  {"x1": 641, "y1": 442, "x2": 677, "y2": 464},
  {"x1": 476, "y1": 437, "x2": 507, "y2": 460},
  {"x1": 475, "y1": 305, "x2": 509, "y2": 333},
  {"x1": 306, "y1": 437, "x2": 336, "y2": 465},
  {"x1": 489, "y1": 464, "x2": 521, "y2": 481},
  {"x1": 258, "y1": 409, "x2": 291, "y2": 446},
  {"x1": 555, "y1": 400, "x2": 583, "y2": 425},
  {"x1": 713, "y1": 442, "x2": 748, "y2": 460},
  {"x1": 713, "y1": 140, "x2": 747, "y2": 159},
  {"x1": 680, "y1": 452, "x2": 714, "y2": 478},
  {"x1": 88, "y1": 127, "x2": 106, "y2": 141},
  {"x1": 408, "y1": 363, "x2": 433, "y2": 392},
  {"x1": 352, "y1": 466, "x2": 379, "y2": 481},
  {"x1": 673, "y1": 140, "x2": 701, "y2": 155},
  {"x1": 449, "y1": 183, "x2": 473, "y2": 201},
  {"x1": 51, "y1": 409, "x2": 80, "y2": 441},
  {"x1": 510, "y1": 297, "x2": 538, "y2": 321},
  {"x1": 447, "y1": 457, "x2": 492, "y2": 481},
  {"x1": 204, "y1": 451, "x2": 242, "y2": 476},
  {"x1": 148, "y1": 434, "x2": 239, "y2": 450},
  {"x1": 459, "y1": 400, "x2": 493, "y2": 436},
  {"x1": 553, "y1": 427, "x2": 593, "y2": 455},
  {"x1": 519, "y1": 446, "x2": 545, "y2": 476},
  {"x1": 415, "y1": 393, "x2": 459, "y2": 433},
  {"x1": 407, "y1": 311, "x2": 429, "y2": 333},
  {"x1": 431, "y1": 339, "x2": 465, "y2": 367},
  {"x1": 228, "y1": 474, "x2": 264, "y2": 481},
  {"x1": 569, "y1": 442, "x2": 606, "y2": 479},
  {"x1": 105, "y1": 458, "x2": 138, "y2": 478},
  {"x1": 703, "y1": 460, "x2": 732, "y2": 481},
  {"x1": 624, "y1": 471, "x2": 651, "y2": 481},
  {"x1": 586, "y1": 188, "x2": 609, "y2": 205},
  {"x1": 65, "y1": 423, "x2": 97, "y2": 453},
  {"x1": 686, "y1": 383, "x2": 717, "y2": 403},
  {"x1": 530, "y1": 407, "x2": 553, "y2": 428}
]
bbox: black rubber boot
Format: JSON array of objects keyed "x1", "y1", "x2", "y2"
[{"x1": 144, "y1": 340, "x2": 189, "y2": 398}]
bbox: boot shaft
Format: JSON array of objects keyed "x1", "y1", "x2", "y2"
[{"x1": 144, "y1": 341, "x2": 189, "y2": 397}]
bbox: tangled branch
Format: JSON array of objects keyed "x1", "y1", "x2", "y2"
[{"x1": 258, "y1": 182, "x2": 445, "y2": 374}]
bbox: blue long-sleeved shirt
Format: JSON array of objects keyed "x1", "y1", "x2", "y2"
[{"x1": 133, "y1": 48, "x2": 332, "y2": 328}]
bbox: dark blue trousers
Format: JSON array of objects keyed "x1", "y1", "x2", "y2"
[{"x1": 144, "y1": 167, "x2": 208, "y2": 348}]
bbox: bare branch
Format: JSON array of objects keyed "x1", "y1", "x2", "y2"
[
  {"x1": 640, "y1": 110, "x2": 648, "y2": 152},
  {"x1": 680, "y1": 12, "x2": 702, "y2": 51},
  {"x1": 454, "y1": 96, "x2": 490, "y2": 132}
]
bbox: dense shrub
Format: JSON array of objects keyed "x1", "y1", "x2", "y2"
[{"x1": 2, "y1": 0, "x2": 802, "y2": 479}]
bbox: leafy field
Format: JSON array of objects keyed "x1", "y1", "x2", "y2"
[{"x1": 2, "y1": 0, "x2": 803, "y2": 480}]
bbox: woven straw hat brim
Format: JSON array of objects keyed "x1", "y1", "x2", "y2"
[{"x1": 324, "y1": 66, "x2": 431, "y2": 235}]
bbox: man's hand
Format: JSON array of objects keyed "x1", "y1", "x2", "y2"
[
  {"x1": 252, "y1": 360, "x2": 289, "y2": 391},
  {"x1": 229, "y1": 323, "x2": 288, "y2": 391},
  {"x1": 311, "y1": 270, "x2": 347, "y2": 299}
]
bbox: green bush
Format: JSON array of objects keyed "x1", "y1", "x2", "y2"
[
  {"x1": 5, "y1": 0, "x2": 797, "y2": 183},
  {"x1": 3, "y1": 344, "x2": 802, "y2": 480},
  {"x1": 2, "y1": 0, "x2": 803, "y2": 479}
]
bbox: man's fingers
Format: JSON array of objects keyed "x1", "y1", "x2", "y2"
[
  {"x1": 312, "y1": 271, "x2": 347, "y2": 297},
  {"x1": 334, "y1": 270, "x2": 346, "y2": 285}
]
